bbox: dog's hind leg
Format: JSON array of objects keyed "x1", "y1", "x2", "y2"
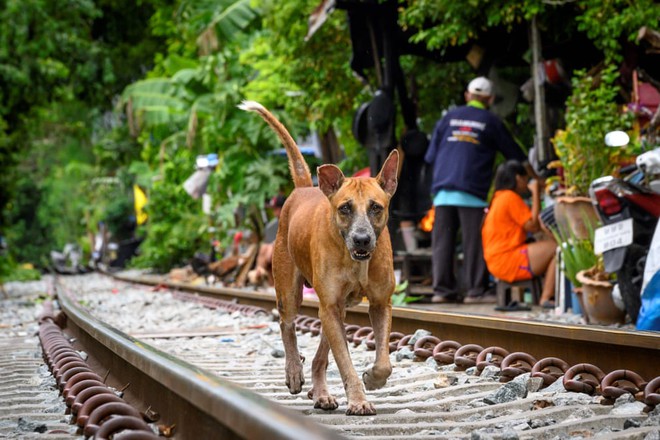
[
  {"x1": 275, "y1": 268, "x2": 305, "y2": 394},
  {"x1": 307, "y1": 333, "x2": 339, "y2": 410},
  {"x1": 363, "y1": 298, "x2": 393, "y2": 390}
]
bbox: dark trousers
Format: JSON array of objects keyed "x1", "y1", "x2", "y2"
[{"x1": 431, "y1": 205, "x2": 490, "y2": 298}]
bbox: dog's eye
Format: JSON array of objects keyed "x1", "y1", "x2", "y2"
[
  {"x1": 339, "y1": 203, "x2": 352, "y2": 215},
  {"x1": 369, "y1": 203, "x2": 384, "y2": 216}
]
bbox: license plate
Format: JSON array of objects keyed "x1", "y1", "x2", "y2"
[{"x1": 594, "y1": 219, "x2": 634, "y2": 255}]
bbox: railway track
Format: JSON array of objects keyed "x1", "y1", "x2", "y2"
[
  {"x1": 37, "y1": 272, "x2": 659, "y2": 439},
  {"x1": 115, "y1": 271, "x2": 659, "y2": 380}
]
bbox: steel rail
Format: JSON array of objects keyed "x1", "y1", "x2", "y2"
[
  {"x1": 114, "y1": 273, "x2": 660, "y2": 381},
  {"x1": 55, "y1": 279, "x2": 342, "y2": 440}
]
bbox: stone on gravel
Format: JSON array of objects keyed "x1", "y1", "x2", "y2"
[
  {"x1": 466, "y1": 366, "x2": 479, "y2": 376},
  {"x1": 644, "y1": 430, "x2": 660, "y2": 440},
  {"x1": 17, "y1": 418, "x2": 47, "y2": 433},
  {"x1": 499, "y1": 429, "x2": 519, "y2": 440},
  {"x1": 511, "y1": 372, "x2": 530, "y2": 387},
  {"x1": 552, "y1": 391, "x2": 593, "y2": 406},
  {"x1": 438, "y1": 363, "x2": 457, "y2": 371},
  {"x1": 566, "y1": 407, "x2": 596, "y2": 421},
  {"x1": 395, "y1": 346, "x2": 415, "y2": 361},
  {"x1": 483, "y1": 380, "x2": 527, "y2": 405},
  {"x1": 468, "y1": 398, "x2": 490, "y2": 409},
  {"x1": 457, "y1": 374, "x2": 473, "y2": 385},
  {"x1": 408, "y1": 329, "x2": 431, "y2": 345},
  {"x1": 480, "y1": 365, "x2": 500, "y2": 379},
  {"x1": 425, "y1": 356, "x2": 439, "y2": 368},
  {"x1": 529, "y1": 417, "x2": 555, "y2": 428},
  {"x1": 470, "y1": 429, "x2": 494, "y2": 439},
  {"x1": 526, "y1": 376, "x2": 544, "y2": 393},
  {"x1": 614, "y1": 393, "x2": 637, "y2": 406},
  {"x1": 434, "y1": 373, "x2": 456, "y2": 388},
  {"x1": 417, "y1": 429, "x2": 446, "y2": 436},
  {"x1": 611, "y1": 400, "x2": 646, "y2": 415},
  {"x1": 542, "y1": 375, "x2": 566, "y2": 393},
  {"x1": 642, "y1": 408, "x2": 660, "y2": 428}
]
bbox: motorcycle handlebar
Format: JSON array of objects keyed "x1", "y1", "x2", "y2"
[{"x1": 619, "y1": 164, "x2": 638, "y2": 175}]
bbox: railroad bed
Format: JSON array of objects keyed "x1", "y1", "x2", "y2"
[
  {"x1": 5, "y1": 274, "x2": 660, "y2": 440},
  {"x1": 2, "y1": 273, "x2": 659, "y2": 439},
  {"x1": 0, "y1": 279, "x2": 76, "y2": 439}
]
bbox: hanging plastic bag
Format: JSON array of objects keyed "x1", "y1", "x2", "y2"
[
  {"x1": 637, "y1": 270, "x2": 660, "y2": 331},
  {"x1": 637, "y1": 220, "x2": 660, "y2": 331}
]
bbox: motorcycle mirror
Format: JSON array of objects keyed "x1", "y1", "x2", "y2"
[{"x1": 604, "y1": 131, "x2": 630, "y2": 147}]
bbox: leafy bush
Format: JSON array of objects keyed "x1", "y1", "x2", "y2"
[
  {"x1": 551, "y1": 218, "x2": 601, "y2": 287},
  {"x1": 130, "y1": 155, "x2": 208, "y2": 272},
  {"x1": 551, "y1": 65, "x2": 637, "y2": 196},
  {"x1": 0, "y1": 255, "x2": 41, "y2": 283}
]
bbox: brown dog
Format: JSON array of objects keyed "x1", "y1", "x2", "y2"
[{"x1": 239, "y1": 101, "x2": 399, "y2": 415}]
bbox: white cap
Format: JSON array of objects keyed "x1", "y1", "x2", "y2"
[{"x1": 467, "y1": 77, "x2": 493, "y2": 97}]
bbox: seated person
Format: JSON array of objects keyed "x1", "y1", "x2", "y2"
[
  {"x1": 482, "y1": 160, "x2": 556, "y2": 307},
  {"x1": 248, "y1": 194, "x2": 285, "y2": 287}
]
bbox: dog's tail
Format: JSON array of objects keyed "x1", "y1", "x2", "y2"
[{"x1": 238, "y1": 100, "x2": 313, "y2": 188}]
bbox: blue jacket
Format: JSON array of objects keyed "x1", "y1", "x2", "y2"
[{"x1": 424, "y1": 104, "x2": 527, "y2": 201}]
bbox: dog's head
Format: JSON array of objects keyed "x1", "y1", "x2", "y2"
[{"x1": 318, "y1": 150, "x2": 399, "y2": 261}]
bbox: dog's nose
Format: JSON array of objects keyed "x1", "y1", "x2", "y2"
[{"x1": 352, "y1": 233, "x2": 371, "y2": 247}]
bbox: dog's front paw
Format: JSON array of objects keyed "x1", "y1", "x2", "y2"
[
  {"x1": 346, "y1": 400, "x2": 376, "y2": 416},
  {"x1": 285, "y1": 361, "x2": 305, "y2": 394},
  {"x1": 362, "y1": 365, "x2": 390, "y2": 390},
  {"x1": 307, "y1": 388, "x2": 339, "y2": 410}
]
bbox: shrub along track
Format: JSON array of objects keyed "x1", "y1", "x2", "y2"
[{"x1": 45, "y1": 273, "x2": 659, "y2": 439}]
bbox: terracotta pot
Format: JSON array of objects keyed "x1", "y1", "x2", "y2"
[
  {"x1": 576, "y1": 269, "x2": 625, "y2": 325},
  {"x1": 554, "y1": 196, "x2": 600, "y2": 240}
]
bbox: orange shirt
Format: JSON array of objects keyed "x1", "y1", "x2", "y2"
[{"x1": 482, "y1": 190, "x2": 532, "y2": 280}]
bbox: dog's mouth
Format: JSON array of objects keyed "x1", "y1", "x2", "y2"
[{"x1": 351, "y1": 249, "x2": 372, "y2": 261}]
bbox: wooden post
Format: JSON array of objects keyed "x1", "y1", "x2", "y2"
[{"x1": 530, "y1": 16, "x2": 549, "y2": 163}]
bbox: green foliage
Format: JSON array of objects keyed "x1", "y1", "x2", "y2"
[
  {"x1": 120, "y1": 55, "x2": 270, "y2": 268},
  {"x1": 0, "y1": 255, "x2": 41, "y2": 283},
  {"x1": 399, "y1": 0, "x2": 659, "y2": 64},
  {"x1": 243, "y1": 0, "x2": 364, "y2": 147},
  {"x1": 104, "y1": 196, "x2": 136, "y2": 241},
  {"x1": 2, "y1": 0, "x2": 657, "y2": 275},
  {"x1": 1, "y1": 0, "x2": 166, "y2": 269},
  {"x1": 399, "y1": 0, "x2": 544, "y2": 50},
  {"x1": 575, "y1": 0, "x2": 660, "y2": 62},
  {"x1": 5, "y1": 101, "x2": 96, "y2": 266},
  {"x1": 551, "y1": 64, "x2": 637, "y2": 196},
  {"x1": 552, "y1": 225, "x2": 598, "y2": 288},
  {"x1": 391, "y1": 280, "x2": 422, "y2": 306},
  {"x1": 0, "y1": 0, "x2": 102, "y2": 119},
  {"x1": 131, "y1": 156, "x2": 208, "y2": 271}
]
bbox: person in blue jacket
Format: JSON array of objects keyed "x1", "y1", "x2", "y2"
[{"x1": 424, "y1": 77, "x2": 529, "y2": 304}]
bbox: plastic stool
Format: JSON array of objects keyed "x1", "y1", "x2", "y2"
[{"x1": 495, "y1": 277, "x2": 543, "y2": 308}]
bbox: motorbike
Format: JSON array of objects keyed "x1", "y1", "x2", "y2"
[{"x1": 589, "y1": 131, "x2": 660, "y2": 322}]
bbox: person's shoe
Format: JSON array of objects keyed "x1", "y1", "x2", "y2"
[
  {"x1": 494, "y1": 300, "x2": 531, "y2": 312},
  {"x1": 541, "y1": 300, "x2": 555, "y2": 309},
  {"x1": 431, "y1": 294, "x2": 459, "y2": 304},
  {"x1": 464, "y1": 293, "x2": 497, "y2": 304}
]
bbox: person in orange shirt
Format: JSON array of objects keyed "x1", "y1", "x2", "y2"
[{"x1": 482, "y1": 160, "x2": 556, "y2": 307}]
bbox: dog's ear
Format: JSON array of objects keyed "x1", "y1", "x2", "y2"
[
  {"x1": 376, "y1": 149, "x2": 399, "y2": 197},
  {"x1": 317, "y1": 164, "x2": 345, "y2": 197}
]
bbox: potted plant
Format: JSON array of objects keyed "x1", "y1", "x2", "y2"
[
  {"x1": 576, "y1": 265, "x2": 625, "y2": 326},
  {"x1": 553, "y1": 224, "x2": 625, "y2": 325},
  {"x1": 550, "y1": 64, "x2": 636, "y2": 239}
]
